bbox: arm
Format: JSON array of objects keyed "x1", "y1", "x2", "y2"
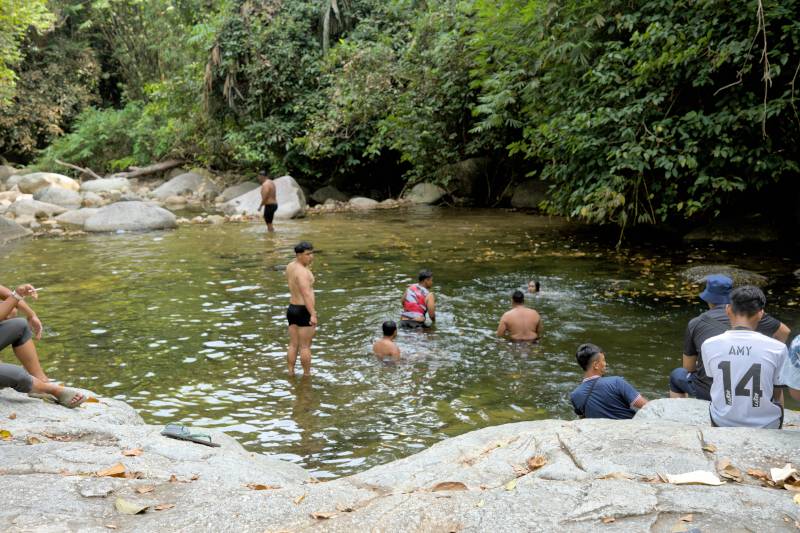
[
  {"x1": 0, "y1": 284, "x2": 42, "y2": 339},
  {"x1": 496, "y1": 316, "x2": 507, "y2": 337},
  {"x1": 790, "y1": 389, "x2": 800, "y2": 401},
  {"x1": 0, "y1": 285, "x2": 37, "y2": 321},
  {"x1": 535, "y1": 313, "x2": 543, "y2": 338},
  {"x1": 682, "y1": 354, "x2": 697, "y2": 372},
  {"x1": 299, "y1": 272, "x2": 317, "y2": 325},
  {"x1": 773, "y1": 323, "x2": 790, "y2": 343},
  {"x1": 426, "y1": 293, "x2": 436, "y2": 321},
  {"x1": 632, "y1": 395, "x2": 648, "y2": 409}
]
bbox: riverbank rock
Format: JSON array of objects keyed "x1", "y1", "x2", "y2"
[
  {"x1": 636, "y1": 398, "x2": 800, "y2": 426},
  {"x1": 14, "y1": 172, "x2": 80, "y2": 194},
  {"x1": 0, "y1": 165, "x2": 21, "y2": 182},
  {"x1": 217, "y1": 182, "x2": 259, "y2": 203},
  {"x1": 0, "y1": 216, "x2": 32, "y2": 243},
  {"x1": 221, "y1": 176, "x2": 306, "y2": 219},
  {"x1": 55, "y1": 208, "x2": 101, "y2": 228},
  {"x1": 84, "y1": 201, "x2": 177, "y2": 232},
  {"x1": 683, "y1": 218, "x2": 780, "y2": 243},
  {"x1": 681, "y1": 265, "x2": 768, "y2": 287},
  {"x1": 436, "y1": 158, "x2": 490, "y2": 202},
  {"x1": 404, "y1": 183, "x2": 445, "y2": 205},
  {"x1": 511, "y1": 180, "x2": 548, "y2": 209},
  {"x1": 348, "y1": 196, "x2": 380, "y2": 209},
  {"x1": 151, "y1": 172, "x2": 219, "y2": 201},
  {"x1": 311, "y1": 185, "x2": 349, "y2": 204},
  {"x1": 1, "y1": 393, "x2": 798, "y2": 532},
  {"x1": 80, "y1": 177, "x2": 131, "y2": 194},
  {"x1": 33, "y1": 186, "x2": 82, "y2": 209},
  {"x1": 6, "y1": 199, "x2": 67, "y2": 218}
]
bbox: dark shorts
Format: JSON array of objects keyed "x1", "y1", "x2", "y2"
[
  {"x1": 0, "y1": 318, "x2": 33, "y2": 350},
  {"x1": 669, "y1": 367, "x2": 698, "y2": 396},
  {"x1": 0, "y1": 362, "x2": 33, "y2": 393},
  {"x1": 263, "y1": 203, "x2": 278, "y2": 224},
  {"x1": 287, "y1": 304, "x2": 312, "y2": 327},
  {"x1": 400, "y1": 319, "x2": 425, "y2": 329}
]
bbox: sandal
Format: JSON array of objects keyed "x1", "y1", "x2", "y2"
[
  {"x1": 57, "y1": 387, "x2": 87, "y2": 409},
  {"x1": 160, "y1": 423, "x2": 221, "y2": 447}
]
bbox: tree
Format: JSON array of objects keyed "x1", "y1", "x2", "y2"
[{"x1": 0, "y1": 0, "x2": 54, "y2": 103}]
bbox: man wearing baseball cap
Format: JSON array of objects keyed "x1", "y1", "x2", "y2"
[{"x1": 669, "y1": 274, "x2": 790, "y2": 400}]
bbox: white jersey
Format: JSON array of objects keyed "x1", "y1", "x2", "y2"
[{"x1": 701, "y1": 329, "x2": 787, "y2": 428}]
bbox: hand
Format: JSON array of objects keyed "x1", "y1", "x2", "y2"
[
  {"x1": 15, "y1": 284, "x2": 37, "y2": 299},
  {"x1": 310, "y1": 313, "x2": 318, "y2": 327},
  {"x1": 28, "y1": 314, "x2": 43, "y2": 340}
]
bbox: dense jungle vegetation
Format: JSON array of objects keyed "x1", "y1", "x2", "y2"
[{"x1": 1, "y1": 0, "x2": 799, "y2": 229}]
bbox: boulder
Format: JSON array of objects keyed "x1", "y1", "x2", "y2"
[
  {"x1": 0, "y1": 190, "x2": 22, "y2": 202},
  {"x1": 119, "y1": 191, "x2": 143, "y2": 202},
  {"x1": 54, "y1": 208, "x2": 100, "y2": 228},
  {"x1": 14, "y1": 215, "x2": 36, "y2": 227},
  {"x1": 81, "y1": 191, "x2": 104, "y2": 207},
  {"x1": 84, "y1": 201, "x2": 177, "y2": 232},
  {"x1": 348, "y1": 197, "x2": 380, "y2": 209},
  {"x1": 681, "y1": 265, "x2": 768, "y2": 287},
  {"x1": 164, "y1": 195, "x2": 187, "y2": 205},
  {"x1": 511, "y1": 180, "x2": 548, "y2": 209},
  {"x1": 311, "y1": 185, "x2": 349, "y2": 204},
  {"x1": 80, "y1": 177, "x2": 131, "y2": 194},
  {"x1": 151, "y1": 172, "x2": 219, "y2": 201},
  {"x1": 6, "y1": 199, "x2": 67, "y2": 218},
  {"x1": 636, "y1": 398, "x2": 800, "y2": 426},
  {"x1": 0, "y1": 165, "x2": 21, "y2": 181},
  {"x1": 404, "y1": 183, "x2": 445, "y2": 205},
  {"x1": 207, "y1": 215, "x2": 225, "y2": 224},
  {"x1": 0, "y1": 216, "x2": 32, "y2": 243},
  {"x1": 14, "y1": 172, "x2": 79, "y2": 194},
  {"x1": 217, "y1": 182, "x2": 260, "y2": 203},
  {"x1": 33, "y1": 186, "x2": 82, "y2": 209},
  {"x1": 221, "y1": 176, "x2": 306, "y2": 219},
  {"x1": 435, "y1": 157, "x2": 490, "y2": 201}
]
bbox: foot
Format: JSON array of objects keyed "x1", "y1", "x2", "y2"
[{"x1": 56, "y1": 387, "x2": 86, "y2": 408}]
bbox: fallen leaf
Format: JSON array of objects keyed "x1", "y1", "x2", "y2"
[
  {"x1": 246, "y1": 483, "x2": 280, "y2": 490},
  {"x1": 512, "y1": 465, "x2": 528, "y2": 478},
  {"x1": 190, "y1": 474, "x2": 199, "y2": 481},
  {"x1": 8, "y1": 413, "x2": 16, "y2": 420},
  {"x1": 154, "y1": 503, "x2": 175, "y2": 511},
  {"x1": 475, "y1": 499, "x2": 485, "y2": 508},
  {"x1": 527, "y1": 455, "x2": 547, "y2": 471},
  {"x1": 602, "y1": 517, "x2": 615, "y2": 524},
  {"x1": 432, "y1": 481, "x2": 468, "y2": 492},
  {"x1": 771, "y1": 464, "x2": 797, "y2": 483},
  {"x1": 26, "y1": 436, "x2": 41, "y2": 445},
  {"x1": 335, "y1": 503, "x2": 354, "y2": 513},
  {"x1": 666, "y1": 471, "x2": 725, "y2": 486},
  {"x1": 168, "y1": 474, "x2": 178, "y2": 483},
  {"x1": 0, "y1": 429, "x2": 11, "y2": 440},
  {"x1": 105, "y1": 525, "x2": 117, "y2": 530},
  {"x1": 680, "y1": 514, "x2": 693, "y2": 522},
  {"x1": 717, "y1": 459, "x2": 743, "y2": 482},
  {"x1": 122, "y1": 448, "x2": 143, "y2": 457},
  {"x1": 599, "y1": 472, "x2": 634, "y2": 480},
  {"x1": 310, "y1": 512, "x2": 335, "y2": 520},
  {"x1": 701, "y1": 444, "x2": 717, "y2": 453},
  {"x1": 747, "y1": 468, "x2": 770, "y2": 480},
  {"x1": 293, "y1": 493, "x2": 306, "y2": 505},
  {"x1": 504, "y1": 479, "x2": 517, "y2": 491},
  {"x1": 135, "y1": 486, "x2": 155, "y2": 494},
  {"x1": 124, "y1": 471, "x2": 144, "y2": 479},
  {"x1": 114, "y1": 497, "x2": 149, "y2": 515},
  {"x1": 84, "y1": 397, "x2": 100, "y2": 403},
  {"x1": 97, "y1": 463, "x2": 126, "y2": 478}
]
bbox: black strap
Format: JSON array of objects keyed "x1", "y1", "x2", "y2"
[{"x1": 575, "y1": 378, "x2": 601, "y2": 418}]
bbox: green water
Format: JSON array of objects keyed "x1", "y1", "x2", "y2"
[{"x1": 2, "y1": 207, "x2": 798, "y2": 477}]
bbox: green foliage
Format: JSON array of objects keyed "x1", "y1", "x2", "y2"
[{"x1": 0, "y1": 0, "x2": 54, "y2": 103}]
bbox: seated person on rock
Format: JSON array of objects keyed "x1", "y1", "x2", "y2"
[
  {"x1": 0, "y1": 284, "x2": 85, "y2": 407},
  {"x1": 373, "y1": 321, "x2": 400, "y2": 362},
  {"x1": 496, "y1": 290, "x2": 542, "y2": 342},
  {"x1": 570, "y1": 343, "x2": 648, "y2": 420},
  {"x1": 669, "y1": 274, "x2": 790, "y2": 401},
  {"x1": 779, "y1": 335, "x2": 800, "y2": 402},
  {"x1": 0, "y1": 283, "x2": 51, "y2": 384},
  {"x1": 702, "y1": 286, "x2": 787, "y2": 429}
]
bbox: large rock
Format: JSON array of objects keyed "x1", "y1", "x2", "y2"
[
  {"x1": 55, "y1": 208, "x2": 101, "y2": 228},
  {"x1": 1, "y1": 390, "x2": 798, "y2": 532},
  {"x1": 348, "y1": 196, "x2": 380, "y2": 209},
  {"x1": 84, "y1": 201, "x2": 177, "y2": 232},
  {"x1": 681, "y1": 265, "x2": 768, "y2": 287},
  {"x1": 33, "y1": 186, "x2": 82, "y2": 209},
  {"x1": 435, "y1": 157, "x2": 490, "y2": 201},
  {"x1": 221, "y1": 176, "x2": 306, "y2": 219},
  {"x1": 0, "y1": 216, "x2": 32, "y2": 243},
  {"x1": 151, "y1": 172, "x2": 219, "y2": 201},
  {"x1": 0, "y1": 165, "x2": 21, "y2": 182},
  {"x1": 511, "y1": 180, "x2": 548, "y2": 209},
  {"x1": 404, "y1": 183, "x2": 445, "y2": 205},
  {"x1": 80, "y1": 177, "x2": 131, "y2": 194},
  {"x1": 217, "y1": 181, "x2": 260, "y2": 203},
  {"x1": 6, "y1": 199, "x2": 67, "y2": 218},
  {"x1": 14, "y1": 172, "x2": 80, "y2": 194},
  {"x1": 636, "y1": 398, "x2": 800, "y2": 426},
  {"x1": 311, "y1": 185, "x2": 349, "y2": 204}
]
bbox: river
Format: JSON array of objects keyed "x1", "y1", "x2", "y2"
[{"x1": 2, "y1": 206, "x2": 798, "y2": 477}]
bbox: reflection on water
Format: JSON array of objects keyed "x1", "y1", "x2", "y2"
[{"x1": 1, "y1": 206, "x2": 798, "y2": 477}]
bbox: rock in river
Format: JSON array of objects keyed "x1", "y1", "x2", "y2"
[
  {"x1": 33, "y1": 186, "x2": 82, "y2": 209},
  {"x1": 151, "y1": 172, "x2": 219, "y2": 201},
  {"x1": 681, "y1": 264, "x2": 768, "y2": 287},
  {"x1": 0, "y1": 216, "x2": 32, "y2": 243},
  {"x1": 13, "y1": 172, "x2": 80, "y2": 194},
  {"x1": 80, "y1": 177, "x2": 131, "y2": 194},
  {"x1": 221, "y1": 176, "x2": 306, "y2": 219},
  {"x1": 84, "y1": 201, "x2": 177, "y2": 232},
  {"x1": 404, "y1": 183, "x2": 445, "y2": 205}
]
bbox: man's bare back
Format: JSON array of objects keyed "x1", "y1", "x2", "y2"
[
  {"x1": 372, "y1": 338, "x2": 400, "y2": 360},
  {"x1": 260, "y1": 179, "x2": 276, "y2": 205},
  {"x1": 497, "y1": 291, "x2": 542, "y2": 342}
]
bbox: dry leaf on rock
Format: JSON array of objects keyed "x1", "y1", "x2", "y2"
[
  {"x1": 168, "y1": 474, "x2": 178, "y2": 483},
  {"x1": 504, "y1": 479, "x2": 517, "y2": 491},
  {"x1": 512, "y1": 465, "x2": 528, "y2": 478},
  {"x1": 679, "y1": 514, "x2": 693, "y2": 522},
  {"x1": 122, "y1": 448, "x2": 143, "y2": 457},
  {"x1": 105, "y1": 525, "x2": 117, "y2": 530},
  {"x1": 293, "y1": 493, "x2": 306, "y2": 505},
  {"x1": 527, "y1": 455, "x2": 547, "y2": 471},
  {"x1": 0, "y1": 429, "x2": 12, "y2": 440},
  {"x1": 8, "y1": 413, "x2": 16, "y2": 420},
  {"x1": 310, "y1": 512, "x2": 335, "y2": 520},
  {"x1": 701, "y1": 444, "x2": 717, "y2": 453},
  {"x1": 771, "y1": 464, "x2": 797, "y2": 483},
  {"x1": 26, "y1": 436, "x2": 41, "y2": 445},
  {"x1": 114, "y1": 497, "x2": 149, "y2": 515},
  {"x1": 190, "y1": 474, "x2": 199, "y2": 481},
  {"x1": 124, "y1": 471, "x2": 144, "y2": 479},
  {"x1": 602, "y1": 517, "x2": 615, "y2": 524},
  {"x1": 246, "y1": 484, "x2": 280, "y2": 491},
  {"x1": 84, "y1": 396, "x2": 100, "y2": 403},
  {"x1": 136, "y1": 486, "x2": 155, "y2": 494},
  {"x1": 666, "y1": 471, "x2": 725, "y2": 486},
  {"x1": 475, "y1": 500, "x2": 485, "y2": 509},
  {"x1": 335, "y1": 503, "x2": 355, "y2": 513},
  {"x1": 154, "y1": 503, "x2": 175, "y2": 511},
  {"x1": 432, "y1": 481, "x2": 468, "y2": 492},
  {"x1": 599, "y1": 472, "x2": 634, "y2": 480},
  {"x1": 97, "y1": 463, "x2": 126, "y2": 478},
  {"x1": 747, "y1": 468, "x2": 770, "y2": 480},
  {"x1": 716, "y1": 459, "x2": 743, "y2": 482}
]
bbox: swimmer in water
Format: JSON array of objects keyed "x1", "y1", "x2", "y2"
[
  {"x1": 497, "y1": 290, "x2": 542, "y2": 342},
  {"x1": 373, "y1": 320, "x2": 400, "y2": 362}
]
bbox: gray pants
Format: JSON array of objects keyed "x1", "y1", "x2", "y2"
[
  {"x1": 0, "y1": 318, "x2": 33, "y2": 350},
  {"x1": 0, "y1": 363, "x2": 33, "y2": 393}
]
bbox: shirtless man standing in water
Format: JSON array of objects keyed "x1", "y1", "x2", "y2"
[
  {"x1": 286, "y1": 241, "x2": 317, "y2": 375},
  {"x1": 258, "y1": 170, "x2": 277, "y2": 232},
  {"x1": 496, "y1": 290, "x2": 542, "y2": 342}
]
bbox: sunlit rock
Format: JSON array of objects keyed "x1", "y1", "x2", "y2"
[{"x1": 84, "y1": 201, "x2": 177, "y2": 232}]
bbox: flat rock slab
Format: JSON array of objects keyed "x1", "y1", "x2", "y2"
[
  {"x1": 84, "y1": 201, "x2": 177, "y2": 232},
  {"x1": 13, "y1": 172, "x2": 79, "y2": 194},
  {"x1": 80, "y1": 177, "x2": 131, "y2": 194},
  {"x1": 0, "y1": 216, "x2": 32, "y2": 243},
  {"x1": 680, "y1": 264, "x2": 768, "y2": 287}
]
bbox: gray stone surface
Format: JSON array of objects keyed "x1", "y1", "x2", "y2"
[
  {"x1": 348, "y1": 197, "x2": 379, "y2": 209},
  {"x1": 6, "y1": 199, "x2": 68, "y2": 218},
  {"x1": 404, "y1": 183, "x2": 445, "y2": 205},
  {"x1": 151, "y1": 172, "x2": 219, "y2": 201},
  {"x1": 84, "y1": 201, "x2": 177, "y2": 232},
  {"x1": 80, "y1": 178, "x2": 131, "y2": 194},
  {"x1": 55, "y1": 208, "x2": 100, "y2": 228},
  {"x1": 311, "y1": 185, "x2": 349, "y2": 204},
  {"x1": 0, "y1": 164, "x2": 21, "y2": 181},
  {"x1": 636, "y1": 397, "x2": 800, "y2": 427},
  {"x1": 217, "y1": 181, "x2": 259, "y2": 203},
  {"x1": 0, "y1": 215, "x2": 32, "y2": 243},
  {"x1": 14, "y1": 172, "x2": 80, "y2": 194},
  {"x1": 221, "y1": 176, "x2": 306, "y2": 219},
  {"x1": 33, "y1": 186, "x2": 82, "y2": 209},
  {"x1": 680, "y1": 264, "x2": 768, "y2": 287},
  {"x1": 1, "y1": 391, "x2": 798, "y2": 532},
  {"x1": 511, "y1": 180, "x2": 548, "y2": 209}
]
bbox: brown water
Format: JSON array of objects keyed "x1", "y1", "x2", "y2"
[{"x1": 1, "y1": 206, "x2": 798, "y2": 477}]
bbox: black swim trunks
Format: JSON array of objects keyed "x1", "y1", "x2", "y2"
[
  {"x1": 287, "y1": 304, "x2": 312, "y2": 327},
  {"x1": 263, "y1": 203, "x2": 278, "y2": 224}
]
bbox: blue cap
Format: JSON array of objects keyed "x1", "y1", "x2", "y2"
[{"x1": 699, "y1": 274, "x2": 733, "y2": 305}]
